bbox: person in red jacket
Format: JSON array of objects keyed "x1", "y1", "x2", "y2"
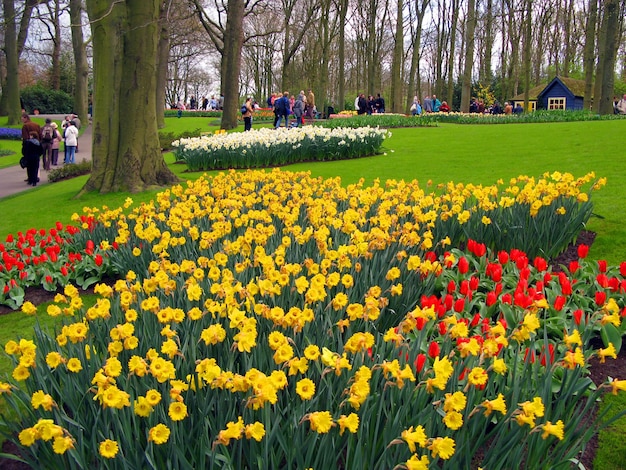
[{"x1": 439, "y1": 101, "x2": 451, "y2": 112}]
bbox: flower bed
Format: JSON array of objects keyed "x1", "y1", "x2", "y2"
[
  {"x1": 0, "y1": 170, "x2": 624, "y2": 469},
  {"x1": 0, "y1": 171, "x2": 603, "y2": 310},
  {"x1": 428, "y1": 110, "x2": 626, "y2": 125},
  {"x1": 172, "y1": 126, "x2": 390, "y2": 171},
  {"x1": 0, "y1": 128, "x2": 22, "y2": 140}
]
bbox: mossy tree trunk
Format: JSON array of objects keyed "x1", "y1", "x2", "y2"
[
  {"x1": 220, "y1": 0, "x2": 244, "y2": 130},
  {"x1": 70, "y1": 0, "x2": 89, "y2": 122},
  {"x1": 83, "y1": 0, "x2": 178, "y2": 194},
  {"x1": 460, "y1": 0, "x2": 477, "y2": 113}
]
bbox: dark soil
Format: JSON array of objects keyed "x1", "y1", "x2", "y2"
[{"x1": 0, "y1": 230, "x2": 621, "y2": 469}]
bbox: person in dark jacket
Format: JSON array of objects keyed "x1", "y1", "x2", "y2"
[
  {"x1": 357, "y1": 94, "x2": 368, "y2": 115},
  {"x1": 22, "y1": 131, "x2": 44, "y2": 186},
  {"x1": 292, "y1": 92, "x2": 305, "y2": 127}
]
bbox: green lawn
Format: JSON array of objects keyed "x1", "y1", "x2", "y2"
[{"x1": 1, "y1": 117, "x2": 626, "y2": 467}]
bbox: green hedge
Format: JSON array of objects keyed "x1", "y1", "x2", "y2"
[{"x1": 20, "y1": 85, "x2": 74, "y2": 114}]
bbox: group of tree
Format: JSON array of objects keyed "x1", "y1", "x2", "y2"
[{"x1": 0, "y1": 0, "x2": 625, "y2": 193}]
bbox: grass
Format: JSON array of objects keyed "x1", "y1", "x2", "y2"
[
  {"x1": 595, "y1": 393, "x2": 626, "y2": 469},
  {"x1": 0, "y1": 140, "x2": 21, "y2": 169},
  {"x1": 1, "y1": 117, "x2": 626, "y2": 466}
]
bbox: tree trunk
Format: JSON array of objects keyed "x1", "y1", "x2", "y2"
[
  {"x1": 598, "y1": 0, "x2": 620, "y2": 115},
  {"x1": 337, "y1": 0, "x2": 348, "y2": 111},
  {"x1": 460, "y1": 0, "x2": 476, "y2": 113},
  {"x1": 367, "y1": 0, "x2": 378, "y2": 93},
  {"x1": 50, "y1": 0, "x2": 62, "y2": 90},
  {"x1": 481, "y1": 0, "x2": 493, "y2": 85},
  {"x1": 2, "y1": 0, "x2": 21, "y2": 123},
  {"x1": 83, "y1": 0, "x2": 178, "y2": 194},
  {"x1": 406, "y1": 0, "x2": 430, "y2": 111},
  {"x1": 522, "y1": 0, "x2": 532, "y2": 110},
  {"x1": 390, "y1": 0, "x2": 404, "y2": 113},
  {"x1": 220, "y1": 0, "x2": 245, "y2": 130},
  {"x1": 446, "y1": 0, "x2": 459, "y2": 107},
  {"x1": 70, "y1": 0, "x2": 89, "y2": 122},
  {"x1": 583, "y1": 0, "x2": 598, "y2": 110}
]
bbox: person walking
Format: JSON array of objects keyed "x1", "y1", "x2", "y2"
[
  {"x1": 40, "y1": 118, "x2": 55, "y2": 171},
  {"x1": 22, "y1": 131, "x2": 43, "y2": 186},
  {"x1": 63, "y1": 120, "x2": 79, "y2": 164},
  {"x1": 306, "y1": 89, "x2": 316, "y2": 121},
  {"x1": 274, "y1": 92, "x2": 290, "y2": 128},
  {"x1": 292, "y1": 92, "x2": 305, "y2": 127},
  {"x1": 243, "y1": 97, "x2": 253, "y2": 131},
  {"x1": 50, "y1": 122, "x2": 61, "y2": 166}
]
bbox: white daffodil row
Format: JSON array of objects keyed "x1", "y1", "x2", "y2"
[{"x1": 172, "y1": 126, "x2": 391, "y2": 171}]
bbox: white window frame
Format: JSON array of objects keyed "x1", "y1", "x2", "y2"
[{"x1": 548, "y1": 97, "x2": 566, "y2": 110}]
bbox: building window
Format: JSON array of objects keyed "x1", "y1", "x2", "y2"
[
  {"x1": 548, "y1": 97, "x2": 566, "y2": 110},
  {"x1": 514, "y1": 101, "x2": 536, "y2": 112}
]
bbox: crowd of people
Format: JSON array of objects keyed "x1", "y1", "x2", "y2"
[
  {"x1": 253, "y1": 89, "x2": 317, "y2": 130},
  {"x1": 176, "y1": 95, "x2": 224, "y2": 111},
  {"x1": 354, "y1": 93, "x2": 386, "y2": 115},
  {"x1": 408, "y1": 95, "x2": 524, "y2": 116},
  {"x1": 19, "y1": 112, "x2": 81, "y2": 187}
]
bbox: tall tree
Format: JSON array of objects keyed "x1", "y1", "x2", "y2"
[
  {"x1": 583, "y1": 0, "x2": 598, "y2": 110},
  {"x1": 2, "y1": 0, "x2": 21, "y2": 123},
  {"x1": 0, "y1": 0, "x2": 38, "y2": 119},
  {"x1": 83, "y1": 0, "x2": 178, "y2": 193},
  {"x1": 405, "y1": 0, "x2": 430, "y2": 111},
  {"x1": 522, "y1": 0, "x2": 532, "y2": 111},
  {"x1": 595, "y1": 0, "x2": 621, "y2": 114},
  {"x1": 460, "y1": 0, "x2": 476, "y2": 112},
  {"x1": 390, "y1": 0, "x2": 404, "y2": 113},
  {"x1": 446, "y1": 0, "x2": 459, "y2": 108},
  {"x1": 336, "y1": 0, "x2": 348, "y2": 111},
  {"x1": 69, "y1": 0, "x2": 88, "y2": 122},
  {"x1": 220, "y1": 0, "x2": 245, "y2": 128}
]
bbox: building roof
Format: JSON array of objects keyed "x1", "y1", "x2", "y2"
[{"x1": 511, "y1": 76, "x2": 589, "y2": 101}]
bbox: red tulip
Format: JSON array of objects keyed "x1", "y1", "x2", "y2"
[
  {"x1": 458, "y1": 257, "x2": 469, "y2": 274},
  {"x1": 95, "y1": 254, "x2": 103, "y2": 267},
  {"x1": 577, "y1": 244, "x2": 589, "y2": 259},
  {"x1": 533, "y1": 257, "x2": 548, "y2": 272},
  {"x1": 486, "y1": 291, "x2": 498, "y2": 306},
  {"x1": 428, "y1": 341, "x2": 440, "y2": 358},
  {"x1": 598, "y1": 260, "x2": 607, "y2": 273},
  {"x1": 454, "y1": 298, "x2": 465, "y2": 313},
  {"x1": 573, "y1": 309, "x2": 583, "y2": 325},
  {"x1": 554, "y1": 296, "x2": 566, "y2": 311},
  {"x1": 498, "y1": 250, "x2": 509, "y2": 265},
  {"x1": 595, "y1": 291, "x2": 606, "y2": 306},
  {"x1": 414, "y1": 353, "x2": 426, "y2": 372},
  {"x1": 620, "y1": 262, "x2": 626, "y2": 277}
]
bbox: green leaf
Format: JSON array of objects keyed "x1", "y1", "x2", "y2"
[{"x1": 600, "y1": 323, "x2": 622, "y2": 353}]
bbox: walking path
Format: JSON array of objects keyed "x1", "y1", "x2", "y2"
[{"x1": 0, "y1": 114, "x2": 92, "y2": 199}]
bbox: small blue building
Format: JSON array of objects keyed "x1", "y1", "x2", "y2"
[
  {"x1": 537, "y1": 76, "x2": 585, "y2": 110},
  {"x1": 511, "y1": 76, "x2": 588, "y2": 111}
]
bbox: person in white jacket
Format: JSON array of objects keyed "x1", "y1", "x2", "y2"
[{"x1": 63, "y1": 121, "x2": 79, "y2": 164}]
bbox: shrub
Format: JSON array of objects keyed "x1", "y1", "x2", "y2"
[
  {"x1": 426, "y1": 110, "x2": 626, "y2": 125},
  {"x1": 47, "y1": 160, "x2": 91, "y2": 183},
  {"x1": 0, "y1": 149, "x2": 15, "y2": 157},
  {"x1": 163, "y1": 110, "x2": 222, "y2": 118},
  {"x1": 322, "y1": 113, "x2": 438, "y2": 129},
  {"x1": 20, "y1": 85, "x2": 73, "y2": 115}
]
